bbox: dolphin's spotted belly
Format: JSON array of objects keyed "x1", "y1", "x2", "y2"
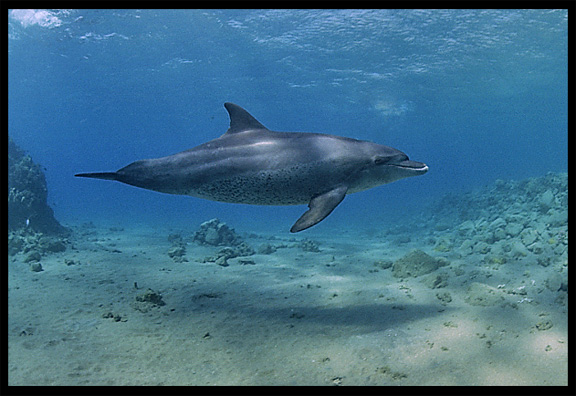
[{"x1": 187, "y1": 166, "x2": 327, "y2": 205}]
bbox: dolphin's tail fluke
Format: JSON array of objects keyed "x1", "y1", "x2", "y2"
[{"x1": 75, "y1": 172, "x2": 118, "y2": 181}]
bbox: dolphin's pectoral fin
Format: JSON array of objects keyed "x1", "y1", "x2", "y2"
[{"x1": 290, "y1": 186, "x2": 348, "y2": 233}]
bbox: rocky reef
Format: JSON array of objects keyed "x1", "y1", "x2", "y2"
[
  {"x1": 8, "y1": 138, "x2": 67, "y2": 235},
  {"x1": 383, "y1": 172, "x2": 567, "y2": 268},
  {"x1": 381, "y1": 172, "x2": 568, "y2": 308},
  {"x1": 425, "y1": 172, "x2": 568, "y2": 267},
  {"x1": 9, "y1": 139, "x2": 69, "y2": 259}
]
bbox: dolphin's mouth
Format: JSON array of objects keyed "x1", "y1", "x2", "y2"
[{"x1": 393, "y1": 160, "x2": 428, "y2": 174}]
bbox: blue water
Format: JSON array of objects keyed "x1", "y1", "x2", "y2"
[{"x1": 8, "y1": 9, "x2": 568, "y2": 234}]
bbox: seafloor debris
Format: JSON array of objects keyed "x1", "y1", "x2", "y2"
[
  {"x1": 192, "y1": 218, "x2": 243, "y2": 246},
  {"x1": 391, "y1": 249, "x2": 449, "y2": 278},
  {"x1": 193, "y1": 219, "x2": 256, "y2": 266},
  {"x1": 201, "y1": 243, "x2": 255, "y2": 267},
  {"x1": 167, "y1": 233, "x2": 188, "y2": 263},
  {"x1": 131, "y1": 288, "x2": 166, "y2": 313},
  {"x1": 298, "y1": 238, "x2": 321, "y2": 253},
  {"x1": 465, "y1": 282, "x2": 507, "y2": 307}
]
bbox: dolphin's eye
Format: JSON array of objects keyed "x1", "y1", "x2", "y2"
[
  {"x1": 374, "y1": 156, "x2": 389, "y2": 165},
  {"x1": 374, "y1": 155, "x2": 393, "y2": 165},
  {"x1": 374, "y1": 154, "x2": 408, "y2": 165}
]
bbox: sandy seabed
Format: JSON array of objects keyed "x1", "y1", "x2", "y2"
[{"x1": 8, "y1": 225, "x2": 568, "y2": 386}]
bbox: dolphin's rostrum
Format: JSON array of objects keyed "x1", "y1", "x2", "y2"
[{"x1": 76, "y1": 103, "x2": 428, "y2": 232}]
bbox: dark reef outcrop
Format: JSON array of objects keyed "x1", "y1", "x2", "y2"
[{"x1": 8, "y1": 138, "x2": 68, "y2": 235}]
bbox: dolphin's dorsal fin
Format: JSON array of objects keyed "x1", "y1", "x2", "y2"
[{"x1": 224, "y1": 102, "x2": 268, "y2": 134}]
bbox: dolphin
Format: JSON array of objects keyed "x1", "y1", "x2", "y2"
[{"x1": 75, "y1": 103, "x2": 428, "y2": 232}]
